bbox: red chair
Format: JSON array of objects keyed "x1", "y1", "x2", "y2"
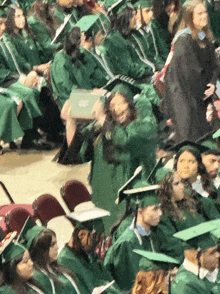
[
  {"x1": 5, "y1": 207, "x2": 36, "y2": 235},
  {"x1": 60, "y1": 180, "x2": 91, "y2": 211},
  {"x1": 33, "y1": 194, "x2": 66, "y2": 225}
]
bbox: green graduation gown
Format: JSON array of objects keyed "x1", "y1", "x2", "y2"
[
  {"x1": 0, "y1": 284, "x2": 43, "y2": 294},
  {"x1": 27, "y1": 15, "x2": 60, "y2": 63},
  {"x1": 157, "y1": 194, "x2": 220, "y2": 262},
  {"x1": 33, "y1": 268, "x2": 81, "y2": 294},
  {"x1": 97, "y1": 30, "x2": 153, "y2": 81},
  {"x1": 79, "y1": 95, "x2": 158, "y2": 234},
  {"x1": 171, "y1": 265, "x2": 217, "y2": 294},
  {"x1": 50, "y1": 50, "x2": 92, "y2": 106},
  {"x1": 0, "y1": 35, "x2": 42, "y2": 130},
  {"x1": 5, "y1": 32, "x2": 43, "y2": 68},
  {"x1": 104, "y1": 223, "x2": 161, "y2": 291},
  {"x1": 0, "y1": 91, "x2": 24, "y2": 143},
  {"x1": 58, "y1": 247, "x2": 121, "y2": 294}
]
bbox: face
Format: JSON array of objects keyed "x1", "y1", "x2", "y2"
[
  {"x1": 16, "y1": 250, "x2": 34, "y2": 280},
  {"x1": 78, "y1": 229, "x2": 101, "y2": 253},
  {"x1": 0, "y1": 17, "x2": 6, "y2": 37},
  {"x1": 165, "y1": 2, "x2": 175, "y2": 16},
  {"x1": 109, "y1": 93, "x2": 131, "y2": 126},
  {"x1": 171, "y1": 172, "x2": 185, "y2": 202},
  {"x1": 177, "y1": 151, "x2": 198, "y2": 182},
  {"x1": 192, "y1": 3, "x2": 208, "y2": 30},
  {"x1": 139, "y1": 204, "x2": 162, "y2": 227},
  {"x1": 80, "y1": 32, "x2": 86, "y2": 47},
  {"x1": 14, "y1": 9, "x2": 25, "y2": 30},
  {"x1": 200, "y1": 246, "x2": 220, "y2": 271},
  {"x1": 130, "y1": 10, "x2": 137, "y2": 29},
  {"x1": 141, "y1": 7, "x2": 153, "y2": 24},
  {"x1": 202, "y1": 154, "x2": 220, "y2": 179},
  {"x1": 49, "y1": 235, "x2": 58, "y2": 263}
]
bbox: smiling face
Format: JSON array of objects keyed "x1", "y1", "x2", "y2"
[
  {"x1": 177, "y1": 151, "x2": 198, "y2": 183},
  {"x1": 16, "y1": 250, "x2": 34, "y2": 281},
  {"x1": 109, "y1": 93, "x2": 131, "y2": 126},
  {"x1": 14, "y1": 8, "x2": 25, "y2": 30},
  {"x1": 192, "y1": 3, "x2": 208, "y2": 30}
]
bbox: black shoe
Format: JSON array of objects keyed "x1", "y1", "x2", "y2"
[
  {"x1": 9, "y1": 142, "x2": 18, "y2": 150},
  {"x1": 20, "y1": 139, "x2": 52, "y2": 151}
]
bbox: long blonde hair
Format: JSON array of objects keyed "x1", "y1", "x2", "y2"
[
  {"x1": 132, "y1": 270, "x2": 168, "y2": 294},
  {"x1": 177, "y1": 0, "x2": 214, "y2": 44}
]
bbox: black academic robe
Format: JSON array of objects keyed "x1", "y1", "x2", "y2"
[{"x1": 161, "y1": 33, "x2": 219, "y2": 143}]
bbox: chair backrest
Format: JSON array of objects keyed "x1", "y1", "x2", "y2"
[
  {"x1": 60, "y1": 180, "x2": 91, "y2": 211},
  {"x1": 5, "y1": 207, "x2": 35, "y2": 235},
  {"x1": 33, "y1": 194, "x2": 66, "y2": 225}
]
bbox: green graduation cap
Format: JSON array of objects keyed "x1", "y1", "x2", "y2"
[
  {"x1": 0, "y1": 232, "x2": 26, "y2": 265},
  {"x1": 133, "y1": 249, "x2": 180, "y2": 271},
  {"x1": 66, "y1": 201, "x2": 110, "y2": 233},
  {"x1": 133, "y1": 0, "x2": 152, "y2": 9},
  {"x1": 147, "y1": 158, "x2": 171, "y2": 185},
  {"x1": 213, "y1": 128, "x2": 220, "y2": 139},
  {"x1": 0, "y1": 6, "x2": 6, "y2": 18},
  {"x1": 106, "y1": 0, "x2": 132, "y2": 16},
  {"x1": 25, "y1": 225, "x2": 45, "y2": 249},
  {"x1": 196, "y1": 133, "x2": 219, "y2": 153},
  {"x1": 123, "y1": 180, "x2": 160, "y2": 208},
  {"x1": 169, "y1": 140, "x2": 209, "y2": 155},
  {"x1": 103, "y1": 75, "x2": 142, "y2": 100},
  {"x1": 173, "y1": 219, "x2": 220, "y2": 250},
  {"x1": 75, "y1": 14, "x2": 100, "y2": 35}
]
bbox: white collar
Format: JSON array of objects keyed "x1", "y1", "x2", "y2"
[
  {"x1": 183, "y1": 258, "x2": 218, "y2": 283},
  {"x1": 213, "y1": 177, "x2": 220, "y2": 189},
  {"x1": 192, "y1": 176, "x2": 209, "y2": 198}
]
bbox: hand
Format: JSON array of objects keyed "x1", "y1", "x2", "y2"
[
  {"x1": 204, "y1": 83, "x2": 216, "y2": 98},
  {"x1": 92, "y1": 100, "x2": 106, "y2": 126}
]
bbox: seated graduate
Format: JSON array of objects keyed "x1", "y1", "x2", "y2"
[
  {"x1": 57, "y1": 199, "x2": 121, "y2": 294},
  {"x1": 98, "y1": 0, "x2": 154, "y2": 82},
  {"x1": 134, "y1": 0, "x2": 168, "y2": 67},
  {"x1": 171, "y1": 221, "x2": 220, "y2": 294},
  {"x1": 131, "y1": 250, "x2": 180, "y2": 294},
  {"x1": 156, "y1": 170, "x2": 220, "y2": 262},
  {"x1": 58, "y1": 78, "x2": 159, "y2": 235},
  {"x1": 27, "y1": 0, "x2": 62, "y2": 63},
  {"x1": 0, "y1": 7, "x2": 52, "y2": 150},
  {"x1": 172, "y1": 141, "x2": 220, "y2": 210},
  {"x1": 50, "y1": 15, "x2": 111, "y2": 107},
  {"x1": 21, "y1": 222, "x2": 86, "y2": 294},
  {"x1": 0, "y1": 232, "x2": 45, "y2": 294},
  {"x1": 104, "y1": 181, "x2": 163, "y2": 292}
]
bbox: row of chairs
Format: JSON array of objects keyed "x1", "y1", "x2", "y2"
[{"x1": 1, "y1": 179, "x2": 92, "y2": 237}]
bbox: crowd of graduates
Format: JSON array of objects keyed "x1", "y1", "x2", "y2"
[{"x1": 2, "y1": 0, "x2": 220, "y2": 292}]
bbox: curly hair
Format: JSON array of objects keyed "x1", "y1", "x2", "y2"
[
  {"x1": 157, "y1": 171, "x2": 197, "y2": 220},
  {"x1": 173, "y1": 148, "x2": 217, "y2": 200},
  {"x1": 132, "y1": 269, "x2": 168, "y2": 294}
]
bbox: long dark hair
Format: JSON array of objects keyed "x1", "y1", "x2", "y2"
[
  {"x1": 173, "y1": 148, "x2": 217, "y2": 200},
  {"x1": 28, "y1": 0, "x2": 61, "y2": 38},
  {"x1": 157, "y1": 171, "x2": 197, "y2": 220},
  {"x1": 29, "y1": 228, "x2": 75, "y2": 283},
  {"x1": 6, "y1": 5, "x2": 31, "y2": 37},
  {"x1": 101, "y1": 91, "x2": 137, "y2": 163},
  {"x1": 3, "y1": 252, "x2": 42, "y2": 294},
  {"x1": 64, "y1": 26, "x2": 85, "y2": 65},
  {"x1": 111, "y1": 6, "x2": 135, "y2": 38}
]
